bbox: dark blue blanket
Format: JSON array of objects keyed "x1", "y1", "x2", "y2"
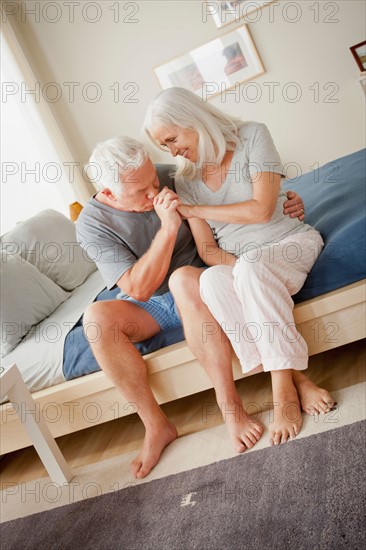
[
  {"x1": 64, "y1": 149, "x2": 366, "y2": 380},
  {"x1": 284, "y1": 148, "x2": 366, "y2": 301}
]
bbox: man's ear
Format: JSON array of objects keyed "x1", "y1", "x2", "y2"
[{"x1": 100, "y1": 188, "x2": 117, "y2": 202}]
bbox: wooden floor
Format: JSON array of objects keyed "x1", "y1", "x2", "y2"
[{"x1": 0, "y1": 339, "x2": 365, "y2": 485}]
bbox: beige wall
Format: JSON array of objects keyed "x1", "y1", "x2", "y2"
[{"x1": 9, "y1": 0, "x2": 366, "y2": 180}]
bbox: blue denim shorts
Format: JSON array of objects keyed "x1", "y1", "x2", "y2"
[{"x1": 118, "y1": 290, "x2": 182, "y2": 331}]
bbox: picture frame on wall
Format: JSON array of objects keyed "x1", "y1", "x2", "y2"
[
  {"x1": 350, "y1": 40, "x2": 366, "y2": 72},
  {"x1": 357, "y1": 72, "x2": 366, "y2": 96},
  {"x1": 205, "y1": 0, "x2": 275, "y2": 29},
  {"x1": 154, "y1": 25, "x2": 264, "y2": 98}
]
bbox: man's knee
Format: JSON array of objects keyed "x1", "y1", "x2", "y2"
[
  {"x1": 169, "y1": 266, "x2": 200, "y2": 296},
  {"x1": 83, "y1": 300, "x2": 115, "y2": 327}
]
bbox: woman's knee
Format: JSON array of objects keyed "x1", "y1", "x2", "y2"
[
  {"x1": 233, "y1": 256, "x2": 263, "y2": 279},
  {"x1": 199, "y1": 266, "x2": 232, "y2": 303}
]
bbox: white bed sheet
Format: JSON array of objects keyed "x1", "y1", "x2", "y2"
[{"x1": 2, "y1": 270, "x2": 105, "y2": 397}]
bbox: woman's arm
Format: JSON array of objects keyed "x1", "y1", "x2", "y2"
[
  {"x1": 177, "y1": 172, "x2": 281, "y2": 225},
  {"x1": 187, "y1": 218, "x2": 236, "y2": 267}
]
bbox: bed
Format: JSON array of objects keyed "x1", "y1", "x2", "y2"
[{"x1": 1, "y1": 149, "x2": 365, "y2": 454}]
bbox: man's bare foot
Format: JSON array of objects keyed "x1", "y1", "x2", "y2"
[
  {"x1": 270, "y1": 370, "x2": 302, "y2": 445},
  {"x1": 219, "y1": 399, "x2": 263, "y2": 453},
  {"x1": 130, "y1": 421, "x2": 178, "y2": 479},
  {"x1": 292, "y1": 370, "x2": 335, "y2": 415}
]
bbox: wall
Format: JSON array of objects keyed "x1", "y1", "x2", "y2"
[{"x1": 7, "y1": 0, "x2": 366, "y2": 182}]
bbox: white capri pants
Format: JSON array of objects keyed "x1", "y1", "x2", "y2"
[{"x1": 200, "y1": 230, "x2": 324, "y2": 374}]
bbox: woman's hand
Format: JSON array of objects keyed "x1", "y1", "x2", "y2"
[
  {"x1": 177, "y1": 203, "x2": 195, "y2": 219},
  {"x1": 283, "y1": 191, "x2": 305, "y2": 221}
]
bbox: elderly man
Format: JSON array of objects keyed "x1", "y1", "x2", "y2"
[{"x1": 77, "y1": 136, "x2": 305, "y2": 479}]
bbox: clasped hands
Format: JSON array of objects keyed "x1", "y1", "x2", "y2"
[
  {"x1": 153, "y1": 186, "x2": 305, "y2": 223},
  {"x1": 153, "y1": 187, "x2": 190, "y2": 226}
]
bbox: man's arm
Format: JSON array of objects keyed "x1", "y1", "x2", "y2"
[{"x1": 118, "y1": 189, "x2": 181, "y2": 302}]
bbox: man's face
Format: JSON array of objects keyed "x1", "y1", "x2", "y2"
[{"x1": 116, "y1": 159, "x2": 160, "y2": 212}]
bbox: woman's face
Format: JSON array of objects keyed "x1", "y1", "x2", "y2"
[{"x1": 149, "y1": 125, "x2": 199, "y2": 162}]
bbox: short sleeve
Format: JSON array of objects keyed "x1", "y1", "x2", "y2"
[
  {"x1": 175, "y1": 176, "x2": 198, "y2": 205},
  {"x1": 76, "y1": 222, "x2": 137, "y2": 290},
  {"x1": 247, "y1": 123, "x2": 284, "y2": 178}
]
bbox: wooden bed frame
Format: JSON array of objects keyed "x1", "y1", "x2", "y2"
[{"x1": 1, "y1": 279, "x2": 365, "y2": 455}]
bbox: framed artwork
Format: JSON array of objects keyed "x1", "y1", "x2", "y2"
[
  {"x1": 154, "y1": 25, "x2": 264, "y2": 98},
  {"x1": 205, "y1": 0, "x2": 275, "y2": 29},
  {"x1": 350, "y1": 40, "x2": 366, "y2": 72}
]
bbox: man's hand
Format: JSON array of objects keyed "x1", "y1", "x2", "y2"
[
  {"x1": 283, "y1": 190, "x2": 305, "y2": 221},
  {"x1": 153, "y1": 187, "x2": 182, "y2": 231}
]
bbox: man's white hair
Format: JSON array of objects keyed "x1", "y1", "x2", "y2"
[
  {"x1": 88, "y1": 136, "x2": 149, "y2": 196},
  {"x1": 143, "y1": 87, "x2": 244, "y2": 180}
]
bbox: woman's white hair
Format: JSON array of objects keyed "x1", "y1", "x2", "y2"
[
  {"x1": 143, "y1": 87, "x2": 244, "y2": 180},
  {"x1": 88, "y1": 136, "x2": 149, "y2": 196}
]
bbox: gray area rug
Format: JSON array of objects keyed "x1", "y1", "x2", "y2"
[{"x1": 1, "y1": 420, "x2": 365, "y2": 550}]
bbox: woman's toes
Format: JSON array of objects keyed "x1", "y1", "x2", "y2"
[
  {"x1": 309, "y1": 404, "x2": 321, "y2": 415},
  {"x1": 322, "y1": 399, "x2": 335, "y2": 413},
  {"x1": 271, "y1": 431, "x2": 282, "y2": 446},
  {"x1": 288, "y1": 426, "x2": 297, "y2": 439}
]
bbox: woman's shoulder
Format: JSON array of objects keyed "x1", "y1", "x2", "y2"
[
  {"x1": 174, "y1": 174, "x2": 196, "y2": 194},
  {"x1": 238, "y1": 121, "x2": 267, "y2": 139}
]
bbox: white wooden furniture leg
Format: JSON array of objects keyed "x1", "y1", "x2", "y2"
[{"x1": 0, "y1": 364, "x2": 73, "y2": 484}]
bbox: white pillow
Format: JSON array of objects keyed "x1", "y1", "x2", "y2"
[
  {"x1": 1, "y1": 209, "x2": 96, "y2": 291},
  {"x1": 0, "y1": 253, "x2": 70, "y2": 357}
]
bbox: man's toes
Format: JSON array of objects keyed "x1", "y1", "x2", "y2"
[
  {"x1": 136, "y1": 466, "x2": 150, "y2": 479},
  {"x1": 242, "y1": 434, "x2": 254, "y2": 449},
  {"x1": 246, "y1": 429, "x2": 260, "y2": 445},
  {"x1": 130, "y1": 458, "x2": 142, "y2": 478},
  {"x1": 236, "y1": 440, "x2": 247, "y2": 453},
  {"x1": 251, "y1": 424, "x2": 264, "y2": 439}
]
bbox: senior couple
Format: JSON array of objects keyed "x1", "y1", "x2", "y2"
[{"x1": 77, "y1": 87, "x2": 334, "y2": 479}]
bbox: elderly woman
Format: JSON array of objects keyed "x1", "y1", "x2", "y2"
[{"x1": 144, "y1": 87, "x2": 334, "y2": 447}]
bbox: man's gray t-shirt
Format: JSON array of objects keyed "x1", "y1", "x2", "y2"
[
  {"x1": 76, "y1": 164, "x2": 203, "y2": 297},
  {"x1": 175, "y1": 122, "x2": 313, "y2": 256}
]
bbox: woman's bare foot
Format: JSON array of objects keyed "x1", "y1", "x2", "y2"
[
  {"x1": 292, "y1": 370, "x2": 335, "y2": 415},
  {"x1": 218, "y1": 399, "x2": 263, "y2": 453},
  {"x1": 130, "y1": 421, "x2": 178, "y2": 479},
  {"x1": 270, "y1": 370, "x2": 302, "y2": 445}
]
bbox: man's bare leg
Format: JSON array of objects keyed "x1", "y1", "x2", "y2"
[
  {"x1": 169, "y1": 267, "x2": 263, "y2": 453},
  {"x1": 270, "y1": 369, "x2": 302, "y2": 445},
  {"x1": 83, "y1": 300, "x2": 177, "y2": 479},
  {"x1": 292, "y1": 370, "x2": 334, "y2": 415}
]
